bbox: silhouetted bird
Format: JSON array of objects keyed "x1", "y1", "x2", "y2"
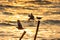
[
  {"x1": 28, "y1": 13, "x2": 35, "y2": 21},
  {"x1": 16, "y1": 20, "x2": 23, "y2": 30}
]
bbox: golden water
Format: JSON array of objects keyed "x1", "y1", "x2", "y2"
[{"x1": 0, "y1": 0, "x2": 60, "y2": 40}]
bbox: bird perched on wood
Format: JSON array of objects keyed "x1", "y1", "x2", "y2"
[
  {"x1": 28, "y1": 13, "x2": 35, "y2": 21},
  {"x1": 16, "y1": 20, "x2": 24, "y2": 30}
]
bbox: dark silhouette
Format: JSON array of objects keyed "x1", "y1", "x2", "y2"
[
  {"x1": 34, "y1": 20, "x2": 40, "y2": 40},
  {"x1": 34, "y1": 17, "x2": 42, "y2": 40},
  {"x1": 28, "y1": 13, "x2": 35, "y2": 21},
  {"x1": 36, "y1": 17, "x2": 42, "y2": 19},
  {"x1": 16, "y1": 20, "x2": 23, "y2": 29},
  {"x1": 19, "y1": 31, "x2": 26, "y2": 40}
]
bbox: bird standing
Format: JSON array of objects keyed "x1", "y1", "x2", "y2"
[{"x1": 16, "y1": 20, "x2": 23, "y2": 29}]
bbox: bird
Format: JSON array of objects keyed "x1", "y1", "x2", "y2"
[
  {"x1": 16, "y1": 20, "x2": 24, "y2": 30},
  {"x1": 28, "y1": 13, "x2": 35, "y2": 21}
]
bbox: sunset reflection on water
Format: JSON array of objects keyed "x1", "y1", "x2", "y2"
[{"x1": 0, "y1": 0, "x2": 60, "y2": 40}]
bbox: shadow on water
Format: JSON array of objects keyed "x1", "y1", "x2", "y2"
[
  {"x1": 43, "y1": 20, "x2": 60, "y2": 26},
  {"x1": 5, "y1": 21, "x2": 16, "y2": 23},
  {"x1": 44, "y1": 11, "x2": 60, "y2": 15},
  {"x1": 0, "y1": 5, "x2": 37, "y2": 10},
  {"x1": 0, "y1": 23, "x2": 15, "y2": 26},
  {"x1": 22, "y1": 6, "x2": 38, "y2": 10},
  {"x1": 25, "y1": 1, "x2": 52, "y2": 5},
  {"x1": 0, "y1": 5, "x2": 20, "y2": 8},
  {"x1": 49, "y1": 5, "x2": 60, "y2": 8},
  {"x1": 37, "y1": 1, "x2": 52, "y2": 5},
  {"x1": 3, "y1": 12, "x2": 13, "y2": 15},
  {"x1": 0, "y1": 34, "x2": 14, "y2": 36},
  {"x1": 51, "y1": 12, "x2": 60, "y2": 14}
]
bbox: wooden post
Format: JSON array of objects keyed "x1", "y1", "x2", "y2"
[
  {"x1": 34, "y1": 20, "x2": 40, "y2": 40},
  {"x1": 19, "y1": 31, "x2": 26, "y2": 40}
]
